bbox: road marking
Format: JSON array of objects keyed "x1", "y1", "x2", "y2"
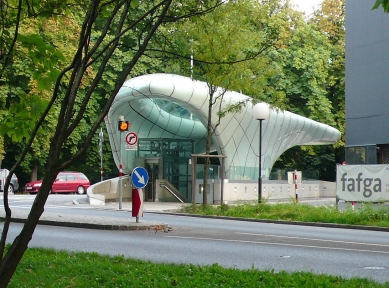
[
  {"x1": 236, "y1": 232, "x2": 389, "y2": 248},
  {"x1": 9, "y1": 205, "x2": 96, "y2": 210},
  {"x1": 165, "y1": 235, "x2": 389, "y2": 254}
]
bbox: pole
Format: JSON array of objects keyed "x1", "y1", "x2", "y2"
[
  {"x1": 191, "y1": 155, "x2": 196, "y2": 204},
  {"x1": 294, "y1": 170, "x2": 298, "y2": 203},
  {"x1": 221, "y1": 157, "x2": 225, "y2": 205},
  {"x1": 118, "y1": 115, "x2": 126, "y2": 210},
  {"x1": 99, "y1": 128, "x2": 104, "y2": 182},
  {"x1": 119, "y1": 132, "x2": 123, "y2": 209},
  {"x1": 258, "y1": 119, "x2": 263, "y2": 203},
  {"x1": 119, "y1": 131, "x2": 123, "y2": 210}
]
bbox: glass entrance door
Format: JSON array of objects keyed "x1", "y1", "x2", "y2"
[{"x1": 145, "y1": 161, "x2": 159, "y2": 201}]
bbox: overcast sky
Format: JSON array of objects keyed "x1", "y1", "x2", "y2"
[{"x1": 289, "y1": 0, "x2": 323, "y2": 14}]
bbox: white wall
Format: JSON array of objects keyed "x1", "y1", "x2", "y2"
[{"x1": 195, "y1": 180, "x2": 336, "y2": 204}]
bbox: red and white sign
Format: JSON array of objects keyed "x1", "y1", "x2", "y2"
[
  {"x1": 125, "y1": 132, "x2": 138, "y2": 146},
  {"x1": 132, "y1": 188, "x2": 144, "y2": 218}
]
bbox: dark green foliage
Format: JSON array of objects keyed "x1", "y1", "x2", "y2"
[{"x1": 273, "y1": 146, "x2": 337, "y2": 181}]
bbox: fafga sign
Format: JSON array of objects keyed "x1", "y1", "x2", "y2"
[{"x1": 336, "y1": 164, "x2": 389, "y2": 202}]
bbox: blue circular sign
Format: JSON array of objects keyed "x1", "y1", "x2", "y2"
[{"x1": 131, "y1": 167, "x2": 149, "y2": 189}]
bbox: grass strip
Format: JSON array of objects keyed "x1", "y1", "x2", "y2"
[
  {"x1": 9, "y1": 247, "x2": 388, "y2": 287},
  {"x1": 180, "y1": 202, "x2": 389, "y2": 227}
]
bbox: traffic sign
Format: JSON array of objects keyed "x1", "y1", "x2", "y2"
[
  {"x1": 125, "y1": 144, "x2": 138, "y2": 151},
  {"x1": 125, "y1": 132, "x2": 138, "y2": 146},
  {"x1": 131, "y1": 167, "x2": 149, "y2": 189}
]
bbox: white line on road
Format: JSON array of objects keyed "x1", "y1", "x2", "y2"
[
  {"x1": 9, "y1": 205, "x2": 96, "y2": 210},
  {"x1": 165, "y1": 235, "x2": 389, "y2": 254},
  {"x1": 236, "y1": 232, "x2": 389, "y2": 248}
]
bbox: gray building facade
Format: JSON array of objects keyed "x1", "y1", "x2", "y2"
[{"x1": 345, "y1": 0, "x2": 389, "y2": 164}]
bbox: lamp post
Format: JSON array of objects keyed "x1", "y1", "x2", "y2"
[{"x1": 253, "y1": 103, "x2": 270, "y2": 203}]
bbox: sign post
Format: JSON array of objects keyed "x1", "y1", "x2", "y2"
[
  {"x1": 131, "y1": 167, "x2": 149, "y2": 223},
  {"x1": 99, "y1": 128, "x2": 104, "y2": 182},
  {"x1": 288, "y1": 171, "x2": 302, "y2": 203},
  {"x1": 118, "y1": 116, "x2": 130, "y2": 209},
  {"x1": 294, "y1": 170, "x2": 298, "y2": 203}
]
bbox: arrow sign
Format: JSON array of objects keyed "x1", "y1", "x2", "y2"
[
  {"x1": 131, "y1": 167, "x2": 149, "y2": 189},
  {"x1": 125, "y1": 132, "x2": 138, "y2": 146},
  {"x1": 134, "y1": 169, "x2": 145, "y2": 185}
]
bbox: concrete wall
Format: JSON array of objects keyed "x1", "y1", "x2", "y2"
[
  {"x1": 87, "y1": 176, "x2": 132, "y2": 205},
  {"x1": 88, "y1": 177, "x2": 335, "y2": 205},
  {"x1": 194, "y1": 180, "x2": 336, "y2": 204}
]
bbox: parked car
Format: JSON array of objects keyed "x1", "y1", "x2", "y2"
[
  {"x1": 0, "y1": 169, "x2": 19, "y2": 194},
  {"x1": 25, "y1": 171, "x2": 90, "y2": 195}
]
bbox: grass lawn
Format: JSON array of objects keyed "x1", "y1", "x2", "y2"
[{"x1": 9, "y1": 248, "x2": 389, "y2": 287}]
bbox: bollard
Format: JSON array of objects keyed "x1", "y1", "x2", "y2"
[
  {"x1": 132, "y1": 188, "x2": 144, "y2": 222},
  {"x1": 294, "y1": 170, "x2": 298, "y2": 203}
]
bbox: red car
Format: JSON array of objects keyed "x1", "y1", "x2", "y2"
[{"x1": 25, "y1": 171, "x2": 90, "y2": 195}]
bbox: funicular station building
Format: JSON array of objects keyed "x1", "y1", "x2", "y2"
[{"x1": 88, "y1": 74, "x2": 341, "y2": 205}]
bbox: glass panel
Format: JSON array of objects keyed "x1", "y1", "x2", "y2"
[
  {"x1": 153, "y1": 99, "x2": 199, "y2": 121},
  {"x1": 195, "y1": 165, "x2": 219, "y2": 179},
  {"x1": 67, "y1": 175, "x2": 76, "y2": 181},
  {"x1": 139, "y1": 138, "x2": 194, "y2": 201},
  {"x1": 58, "y1": 174, "x2": 67, "y2": 181},
  {"x1": 345, "y1": 147, "x2": 356, "y2": 164},
  {"x1": 355, "y1": 147, "x2": 366, "y2": 164},
  {"x1": 346, "y1": 146, "x2": 376, "y2": 165},
  {"x1": 366, "y1": 146, "x2": 377, "y2": 164}
]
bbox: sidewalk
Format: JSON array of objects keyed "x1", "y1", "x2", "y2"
[
  {"x1": 3, "y1": 197, "x2": 388, "y2": 232},
  {"x1": 1, "y1": 201, "x2": 185, "y2": 231},
  {"x1": 73, "y1": 198, "x2": 185, "y2": 213}
]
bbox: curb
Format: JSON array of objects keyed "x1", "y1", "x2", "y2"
[
  {"x1": 4, "y1": 217, "x2": 168, "y2": 231},
  {"x1": 3, "y1": 209, "x2": 389, "y2": 233},
  {"x1": 0, "y1": 210, "x2": 168, "y2": 231},
  {"x1": 159, "y1": 212, "x2": 389, "y2": 232}
]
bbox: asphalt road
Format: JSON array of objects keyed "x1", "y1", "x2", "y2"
[{"x1": 2, "y1": 194, "x2": 389, "y2": 284}]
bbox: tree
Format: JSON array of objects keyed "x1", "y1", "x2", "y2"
[
  {"x1": 311, "y1": 0, "x2": 345, "y2": 167},
  {"x1": 0, "y1": 6, "x2": 167, "y2": 187},
  {"x1": 265, "y1": 2, "x2": 344, "y2": 180},
  {"x1": 0, "y1": 11, "x2": 85, "y2": 183},
  {"x1": 163, "y1": 0, "x2": 288, "y2": 205},
  {"x1": 0, "y1": 0, "x2": 221, "y2": 286}
]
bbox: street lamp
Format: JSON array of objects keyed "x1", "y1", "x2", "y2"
[{"x1": 253, "y1": 102, "x2": 270, "y2": 203}]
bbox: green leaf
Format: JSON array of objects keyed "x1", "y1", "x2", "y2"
[
  {"x1": 131, "y1": 0, "x2": 139, "y2": 9},
  {"x1": 37, "y1": 76, "x2": 52, "y2": 91},
  {"x1": 372, "y1": 0, "x2": 384, "y2": 9},
  {"x1": 372, "y1": 0, "x2": 389, "y2": 12}
]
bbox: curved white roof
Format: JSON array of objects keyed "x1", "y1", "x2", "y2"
[{"x1": 106, "y1": 74, "x2": 341, "y2": 179}]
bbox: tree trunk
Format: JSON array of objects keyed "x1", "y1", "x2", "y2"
[
  {"x1": 202, "y1": 157, "x2": 209, "y2": 205},
  {"x1": 203, "y1": 89, "x2": 214, "y2": 205},
  {"x1": 0, "y1": 181, "x2": 52, "y2": 287},
  {"x1": 31, "y1": 165, "x2": 38, "y2": 182}
]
